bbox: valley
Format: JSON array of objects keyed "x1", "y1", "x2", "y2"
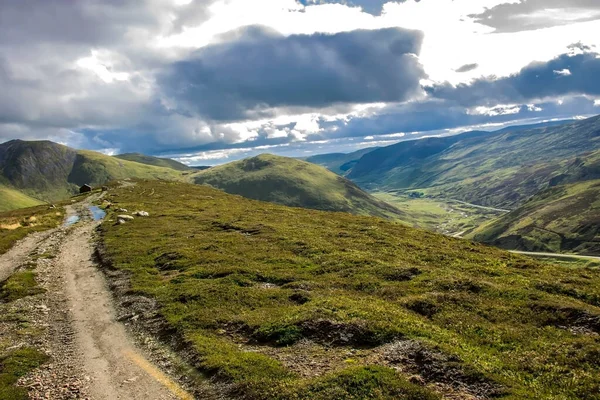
[{"x1": 371, "y1": 191, "x2": 506, "y2": 236}]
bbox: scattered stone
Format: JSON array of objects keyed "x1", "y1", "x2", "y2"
[
  {"x1": 117, "y1": 215, "x2": 134, "y2": 221},
  {"x1": 134, "y1": 211, "x2": 149, "y2": 217},
  {"x1": 116, "y1": 208, "x2": 128, "y2": 213}
]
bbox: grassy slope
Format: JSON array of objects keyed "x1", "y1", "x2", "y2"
[
  {"x1": 0, "y1": 140, "x2": 186, "y2": 207},
  {"x1": 0, "y1": 184, "x2": 44, "y2": 212},
  {"x1": 192, "y1": 154, "x2": 405, "y2": 219},
  {"x1": 470, "y1": 179, "x2": 600, "y2": 255},
  {"x1": 99, "y1": 180, "x2": 600, "y2": 399},
  {"x1": 114, "y1": 153, "x2": 193, "y2": 171},
  {"x1": 305, "y1": 147, "x2": 378, "y2": 175},
  {"x1": 348, "y1": 116, "x2": 600, "y2": 209}
]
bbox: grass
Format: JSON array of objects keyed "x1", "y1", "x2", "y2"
[
  {"x1": 372, "y1": 191, "x2": 504, "y2": 236},
  {"x1": 0, "y1": 348, "x2": 49, "y2": 400},
  {"x1": 0, "y1": 204, "x2": 65, "y2": 256},
  {"x1": 0, "y1": 271, "x2": 45, "y2": 303},
  {"x1": 192, "y1": 154, "x2": 405, "y2": 219},
  {"x1": 98, "y1": 180, "x2": 600, "y2": 399},
  {"x1": 0, "y1": 185, "x2": 44, "y2": 213},
  {"x1": 470, "y1": 179, "x2": 600, "y2": 255}
]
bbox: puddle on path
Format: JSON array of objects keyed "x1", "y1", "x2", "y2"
[{"x1": 89, "y1": 206, "x2": 106, "y2": 221}]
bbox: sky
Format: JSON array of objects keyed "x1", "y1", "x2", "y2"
[{"x1": 1, "y1": 0, "x2": 600, "y2": 165}]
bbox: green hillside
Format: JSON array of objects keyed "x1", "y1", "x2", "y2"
[
  {"x1": 115, "y1": 153, "x2": 193, "y2": 171},
  {"x1": 192, "y1": 154, "x2": 405, "y2": 219},
  {"x1": 0, "y1": 184, "x2": 44, "y2": 212},
  {"x1": 348, "y1": 116, "x2": 600, "y2": 209},
  {"x1": 305, "y1": 147, "x2": 377, "y2": 175},
  {"x1": 470, "y1": 179, "x2": 600, "y2": 255},
  {"x1": 98, "y1": 180, "x2": 600, "y2": 399},
  {"x1": 0, "y1": 140, "x2": 186, "y2": 206}
]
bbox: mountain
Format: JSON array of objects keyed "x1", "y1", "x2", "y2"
[
  {"x1": 305, "y1": 147, "x2": 378, "y2": 175},
  {"x1": 97, "y1": 179, "x2": 600, "y2": 399},
  {"x1": 470, "y1": 179, "x2": 600, "y2": 255},
  {"x1": 0, "y1": 140, "x2": 185, "y2": 204},
  {"x1": 192, "y1": 154, "x2": 405, "y2": 219},
  {"x1": 348, "y1": 116, "x2": 600, "y2": 209},
  {"x1": 114, "y1": 153, "x2": 193, "y2": 171}
]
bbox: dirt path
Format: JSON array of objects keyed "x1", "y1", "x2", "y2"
[
  {"x1": 1, "y1": 194, "x2": 194, "y2": 399},
  {"x1": 0, "y1": 228, "x2": 57, "y2": 282}
]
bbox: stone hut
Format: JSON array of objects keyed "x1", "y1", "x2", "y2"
[{"x1": 79, "y1": 184, "x2": 92, "y2": 194}]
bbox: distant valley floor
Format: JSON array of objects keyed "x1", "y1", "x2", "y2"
[{"x1": 372, "y1": 191, "x2": 506, "y2": 237}]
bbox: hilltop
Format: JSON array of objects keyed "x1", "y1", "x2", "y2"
[
  {"x1": 192, "y1": 154, "x2": 405, "y2": 219},
  {"x1": 347, "y1": 116, "x2": 600, "y2": 209},
  {"x1": 115, "y1": 153, "x2": 193, "y2": 171},
  {"x1": 95, "y1": 180, "x2": 600, "y2": 399},
  {"x1": 470, "y1": 179, "x2": 600, "y2": 255},
  {"x1": 0, "y1": 140, "x2": 185, "y2": 205}
]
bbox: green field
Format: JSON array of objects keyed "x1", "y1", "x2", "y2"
[
  {"x1": 98, "y1": 180, "x2": 600, "y2": 399},
  {"x1": 372, "y1": 191, "x2": 505, "y2": 236},
  {"x1": 0, "y1": 185, "x2": 44, "y2": 213}
]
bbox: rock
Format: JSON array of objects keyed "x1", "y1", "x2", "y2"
[
  {"x1": 117, "y1": 219, "x2": 127, "y2": 225},
  {"x1": 134, "y1": 211, "x2": 149, "y2": 217},
  {"x1": 116, "y1": 208, "x2": 128, "y2": 213},
  {"x1": 117, "y1": 215, "x2": 134, "y2": 221}
]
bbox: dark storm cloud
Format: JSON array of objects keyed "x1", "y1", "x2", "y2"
[
  {"x1": 455, "y1": 63, "x2": 479, "y2": 73},
  {"x1": 469, "y1": 0, "x2": 600, "y2": 33},
  {"x1": 159, "y1": 26, "x2": 425, "y2": 121},
  {"x1": 0, "y1": 0, "x2": 166, "y2": 47},
  {"x1": 428, "y1": 51, "x2": 600, "y2": 107}
]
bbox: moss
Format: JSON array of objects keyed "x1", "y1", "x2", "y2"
[
  {"x1": 286, "y1": 366, "x2": 440, "y2": 400},
  {"x1": 0, "y1": 272, "x2": 45, "y2": 303},
  {"x1": 0, "y1": 347, "x2": 49, "y2": 400}
]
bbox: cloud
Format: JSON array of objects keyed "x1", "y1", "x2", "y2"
[
  {"x1": 469, "y1": 0, "x2": 600, "y2": 33},
  {"x1": 455, "y1": 63, "x2": 479, "y2": 73},
  {"x1": 158, "y1": 26, "x2": 425, "y2": 122},
  {"x1": 427, "y1": 50, "x2": 600, "y2": 107},
  {"x1": 297, "y1": 0, "x2": 398, "y2": 15}
]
